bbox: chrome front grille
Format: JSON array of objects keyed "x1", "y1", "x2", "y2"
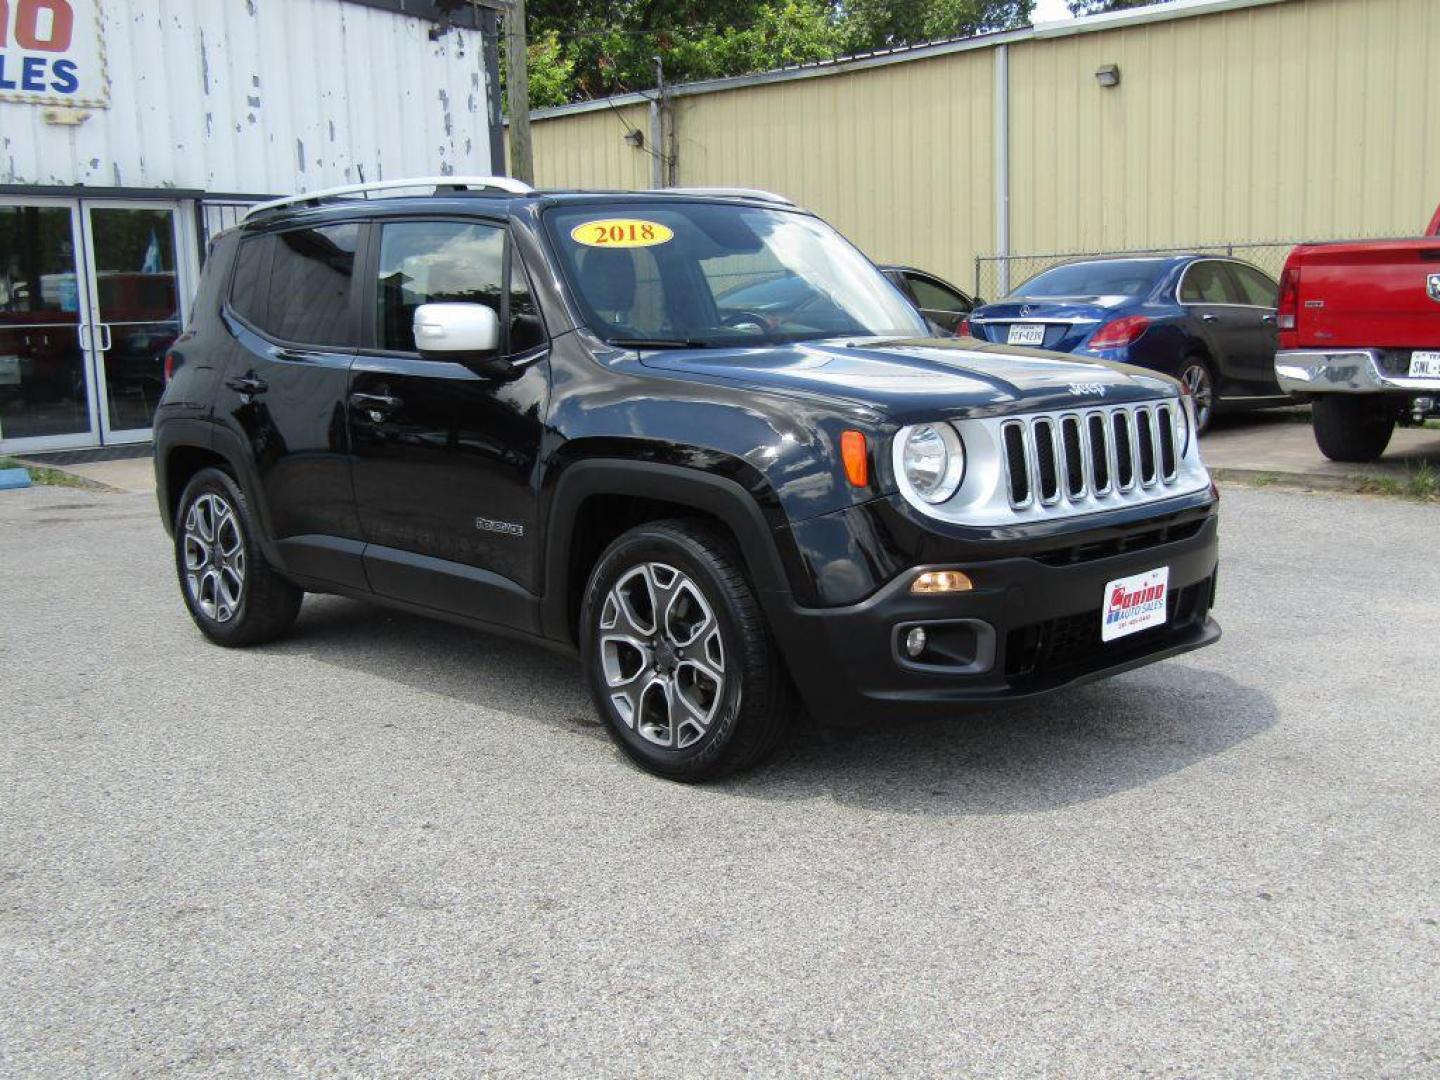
[{"x1": 1000, "y1": 402, "x2": 1180, "y2": 511}]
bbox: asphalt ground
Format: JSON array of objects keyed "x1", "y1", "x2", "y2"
[{"x1": 1, "y1": 482, "x2": 1436, "y2": 1077}]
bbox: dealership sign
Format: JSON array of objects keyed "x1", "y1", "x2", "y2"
[{"x1": 0, "y1": 0, "x2": 108, "y2": 107}]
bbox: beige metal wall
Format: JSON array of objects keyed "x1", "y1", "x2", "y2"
[
  {"x1": 529, "y1": 103, "x2": 653, "y2": 190},
  {"x1": 671, "y1": 50, "x2": 995, "y2": 288},
  {"x1": 527, "y1": 0, "x2": 1440, "y2": 285},
  {"x1": 1008, "y1": 0, "x2": 1440, "y2": 255}
]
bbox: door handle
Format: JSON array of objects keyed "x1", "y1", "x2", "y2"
[
  {"x1": 225, "y1": 373, "x2": 268, "y2": 395},
  {"x1": 1260, "y1": 313, "x2": 1277, "y2": 324},
  {"x1": 97, "y1": 323, "x2": 113, "y2": 352},
  {"x1": 349, "y1": 391, "x2": 403, "y2": 421},
  {"x1": 1200, "y1": 313, "x2": 1218, "y2": 323},
  {"x1": 78, "y1": 323, "x2": 93, "y2": 352}
]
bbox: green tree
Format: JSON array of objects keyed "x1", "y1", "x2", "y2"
[
  {"x1": 518, "y1": 0, "x2": 1035, "y2": 104},
  {"x1": 1066, "y1": 0, "x2": 1172, "y2": 14}
]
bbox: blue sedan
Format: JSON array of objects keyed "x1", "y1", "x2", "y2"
[{"x1": 965, "y1": 255, "x2": 1289, "y2": 431}]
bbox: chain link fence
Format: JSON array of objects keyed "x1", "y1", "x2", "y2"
[{"x1": 972, "y1": 241, "x2": 1304, "y2": 302}]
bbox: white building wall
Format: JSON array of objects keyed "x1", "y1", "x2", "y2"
[{"x1": 1, "y1": 0, "x2": 495, "y2": 194}]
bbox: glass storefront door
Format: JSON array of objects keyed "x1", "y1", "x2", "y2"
[
  {"x1": 0, "y1": 197, "x2": 190, "y2": 453},
  {"x1": 0, "y1": 199, "x2": 96, "y2": 450}
]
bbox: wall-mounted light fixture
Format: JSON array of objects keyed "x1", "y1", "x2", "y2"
[
  {"x1": 624, "y1": 129, "x2": 645, "y2": 149},
  {"x1": 1095, "y1": 64, "x2": 1121, "y2": 88}
]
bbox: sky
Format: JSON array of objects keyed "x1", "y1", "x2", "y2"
[{"x1": 1033, "y1": 0, "x2": 1077, "y2": 20}]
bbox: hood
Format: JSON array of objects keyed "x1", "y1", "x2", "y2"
[{"x1": 637, "y1": 337, "x2": 1178, "y2": 421}]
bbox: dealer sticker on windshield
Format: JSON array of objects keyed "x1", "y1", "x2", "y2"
[
  {"x1": 1101, "y1": 566, "x2": 1170, "y2": 642},
  {"x1": 571, "y1": 219, "x2": 674, "y2": 248}
]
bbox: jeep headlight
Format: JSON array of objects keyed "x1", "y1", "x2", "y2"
[
  {"x1": 897, "y1": 423, "x2": 965, "y2": 504},
  {"x1": 1174, "y1": 395, "x2": 1192, "y2": 454}
]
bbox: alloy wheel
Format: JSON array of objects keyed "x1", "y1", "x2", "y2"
[
  {"x1": 598, "y1": 561, "x2": 726, "y2": 750},
  {"x1": 182, "y1": 492, "x2": 246, "y2": 623},
  {"x1": 1181, "y1": 362, "x2": 1215, "y2": 430}
]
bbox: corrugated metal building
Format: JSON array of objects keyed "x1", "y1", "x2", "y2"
[
  {"x1": 524, "y1": 0, "x2": 1440, "y2": 296},
  {"x1": 1, "y1": 0, "x2": 502, "y2": 454}
]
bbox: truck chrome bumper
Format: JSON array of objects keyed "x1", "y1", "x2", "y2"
[{"x1": 1275, "y1": 348, "x2": 1440, "y2": 394}]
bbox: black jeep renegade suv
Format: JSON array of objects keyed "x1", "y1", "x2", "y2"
[{"x1": 155, "y1": 179, "x2": 1220, "y2": 781}]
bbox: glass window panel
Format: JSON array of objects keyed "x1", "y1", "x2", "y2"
[
  {"x1": 103, "y1": 319, "x2": 179, "y2": 432},
  {"x1": 0, "y1": 205, "x2": 83, "y2": 325},
  {"x1": 0, "y1": 324, "x2": 91, "y2": 440},
  {"x1": 509, "y1": 253, "x2": 546, "y2": 354},
  {"x1": 1179, "y1": 261, "x2": 1239, "y2": 304},
  {"x1": 229, "y1": 234, "x2": 270, "y2": 325},
  {"x1": 377, "y1": 220, "x2": 504, "y2": 352},
  {"x1": 906, "y1": 274, "x2": 970, "y2": 313},
  {"x1": 263, "y1": 223, "x2": 360, "y2": 346},
  {"x1": 88, "y1": 208, "x2": 179, "y2": 325},
  {"x1": 1229, "y1": 264, "x2": 1279, "y2": 307}
]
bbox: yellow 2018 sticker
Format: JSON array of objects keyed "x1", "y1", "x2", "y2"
[{"x1": 571, "y1": 218, "x2": 674, "y2": 248}]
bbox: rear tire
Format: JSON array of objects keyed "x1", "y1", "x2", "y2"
[
  {"x1": 174, "y1": 467, "x2": 303, "y2": 646},
  {"x1": 1178, "y1": 355, "x2": 1217, "y2": 434},
  {"x1": 580, "y1": 519, "x2": 793, "y2": 782},
  {"x1": 1312, "y1": 395, "x2": 1396, "y2": 463}
]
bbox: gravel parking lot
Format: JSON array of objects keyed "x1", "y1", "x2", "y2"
[{"x1": 1, "y1": 481, "x2": 1436, "y2": 1076}]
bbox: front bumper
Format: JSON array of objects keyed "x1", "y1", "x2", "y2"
[
  {"x1": 1275, "y1": 348, "x2": 1440, "y2": 395},
  {"x1": 772, "y1": 510, "x2": 1220, "y2": 725}
]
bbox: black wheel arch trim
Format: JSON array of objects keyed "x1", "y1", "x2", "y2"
[{"x1": 539, "y1": 457, "x2": 811, "y2": 643}]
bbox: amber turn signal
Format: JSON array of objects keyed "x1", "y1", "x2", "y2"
[
  {"x1": 841, "y1": 430, "x2": 868, "y2": 487},
  {"x1": 911, "y1": 570, "x2": 973, "y2": 594}
]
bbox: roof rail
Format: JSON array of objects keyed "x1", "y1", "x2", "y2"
[
  {"x1": 661, "y1": 186, "x2": 795, "y2": 206},
  {"x1": 242, "y1": 176, "x2": 534, "y2": 220}
]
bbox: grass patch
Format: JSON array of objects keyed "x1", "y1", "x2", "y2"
[
  {"x1": 1355, "y1": 461, "x2": 1439, "y2": 504},
  {"x1": 0, "y1": 455, "x2": 93, "y2": 489}
]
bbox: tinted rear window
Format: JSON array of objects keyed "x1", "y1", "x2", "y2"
[
  {"x1": 261, "y1": 223, "x2": 360, "y2": 346},
  {"x1": 1013, "y1": 260, "x2": 1166, "y2": 300},
  {"x1": 229, "y1": 235, "x2": 269, "y2": 325}
]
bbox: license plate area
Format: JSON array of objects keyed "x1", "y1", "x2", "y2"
[
  {"x1": 1102, "y1": 566, "x2": 1169, "y2": 642},
  {"x1": 1408, "y1": 351, "x2": 1440, "y2": 379},
  {"x1": 1007, "y1": 324, "x2": 1046, "y2": 347}
]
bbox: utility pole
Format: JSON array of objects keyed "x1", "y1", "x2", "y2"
[{"x1": 505, "y1": 0, "x2": 534, "y2": 184}]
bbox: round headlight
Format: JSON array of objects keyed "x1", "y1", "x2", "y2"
[
  {"x1": 1174, "y1": 395, "x2": 1192, "y2": 454},
  {"x1": 898, "y1": 423, "x2": 965, "y2": 504}
]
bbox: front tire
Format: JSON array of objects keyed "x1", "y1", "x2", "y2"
[
  {"x1": 174, "y1": 467, "x2": 302, "y2": 646},
  {"x1": 580, "y1": 520, "x2": 793, "y2": 781},
  {"x1": 1312, "y1": 395, "x2": 1396, "y2": 462}
]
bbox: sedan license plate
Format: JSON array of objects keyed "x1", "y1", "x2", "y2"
[
  {"x1": 1408, "y1": 351, "x2": 1440, "y2": 380},
  {"x1": 1102, "y1": 566, "x2": 1169, "y2": 642},
  {"x1": 1007, "y1": 324, "x2": 1046, "y2": 347}
]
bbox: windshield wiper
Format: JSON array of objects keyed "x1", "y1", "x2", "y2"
[{"x1": 608, "y1": 337, "x2": 714, "y2": 349}]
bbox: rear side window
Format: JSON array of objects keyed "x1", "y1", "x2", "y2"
[
  {"x1": 906, "y1": 273, "x2": 971, "y2": 313},
  {"x1": 262, "y1": 223, "x2": 360, "y2": 346},
  {"x1": 1179, "y1": 261, "x2": 1239, "y2": 304},
  {"x1": 376, "y1": 220, "x2": 504, "y2": 352},
  {"x1": 229, "y1": 235, "x2": 269, "y2": 325},
  {"x1": 1228, "y1": 264, "x2": 1279, "y2": 307}
]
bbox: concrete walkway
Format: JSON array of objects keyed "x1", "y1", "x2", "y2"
[
  {"x1": 30, "y1": 455, "x2": 158, "y2": 494},
  {"x1": 1200, "y1": 409, "x2": 1440, "y2": 488}
]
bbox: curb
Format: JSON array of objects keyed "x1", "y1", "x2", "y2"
[{"x1": 10, "y1": 458, "x2": 124, "y2": 494}]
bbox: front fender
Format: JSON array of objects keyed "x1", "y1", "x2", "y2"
[{"x1": 538, "y1": 454, "x2": 815, "y2": 642}]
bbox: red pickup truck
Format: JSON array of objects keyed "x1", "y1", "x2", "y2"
[{"x1": 1274, "y1": 206, "x2": 1440, "y2": 461}]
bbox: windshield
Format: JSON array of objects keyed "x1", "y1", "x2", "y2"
[
  {"x1": 1012, "y1": 259, "x2": 1167, "y2": 300},
  {"x1": 545, "y1": 201, "x2": 927, "y2": 347}
]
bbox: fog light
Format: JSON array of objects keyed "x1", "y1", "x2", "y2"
[
  {"x1": 905, "y1": 627, "x2": 928, "y2": 657},
  {"x1": 911, "y1": 570, "x2": 973, "y2": 594}
]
